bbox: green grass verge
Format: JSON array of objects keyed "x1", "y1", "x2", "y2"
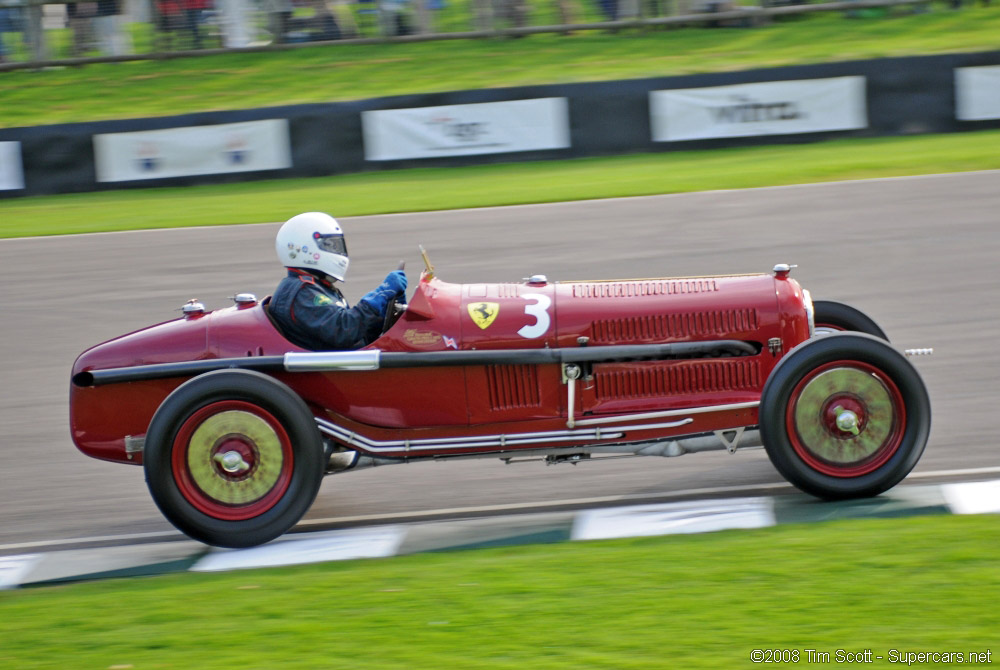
[
  {"x1": 2, "y1": 6, "x2": 1000, "y2": 127},
  {"x1": 1, "y1": 515, "x2": 997, "y2": 669},
  {"x1": 2, "y1": 130, "x2": 998, "y2": 238}
]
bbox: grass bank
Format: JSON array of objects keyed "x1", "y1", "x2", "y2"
[
  {"x1": 1, "y1": 515, "x2": 997, "y2": 669},
  {"x1": 1, "y1": 6, "x2": 999, "y2": 127},
  {"x1": 1, "y1": 130, "x2": 998, "y2": 238}
]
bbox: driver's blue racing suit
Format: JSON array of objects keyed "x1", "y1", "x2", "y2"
[{"x1": 270, "y1": 268, "x2": 406, "y2": 351}]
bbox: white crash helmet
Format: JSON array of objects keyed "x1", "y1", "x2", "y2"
[{"x1": 275, "y1": 212, "x2": 349, "y2": 282}]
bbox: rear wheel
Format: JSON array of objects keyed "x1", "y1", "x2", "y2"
[
  {"x1": 759, "y1": 333, "x2": 930, "y2": 499},
  {"x1": 813, "y1": 300, "x2": 888, "y2": 339},
  {"x1": 144, "y1": 369, "x2": 324, "y2": 547}
]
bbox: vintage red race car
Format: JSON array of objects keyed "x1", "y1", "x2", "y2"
[{"x1": 70, "y1": 254, "x2": 931, "y2": 548}]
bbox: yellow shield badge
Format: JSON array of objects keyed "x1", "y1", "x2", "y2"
[{"x1": 468, "y1": 302, "x2": 500, "y2": 330}]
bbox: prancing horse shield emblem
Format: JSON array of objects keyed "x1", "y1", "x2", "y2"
[{"x1": 468, "y1": 302, "x2": 500, "y2": 330}]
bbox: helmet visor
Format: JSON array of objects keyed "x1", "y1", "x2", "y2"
[{"x1": 314, "y1": 232, "x2": 348, "y2": 257}]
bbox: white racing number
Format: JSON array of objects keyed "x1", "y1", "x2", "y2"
[{"x1": 517, "y1": 293, "x2": 552, "y2": 339}]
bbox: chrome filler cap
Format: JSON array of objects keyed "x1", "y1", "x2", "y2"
[
  {"x1": 233, "y1": 293, "x2": 258, "y2": 308},
  {"x1": 182, "y1": 299, "x2": 205, "y2": 319},
  {"x1": 773, "y1": 263, "x2": 798, "y2": 279}
]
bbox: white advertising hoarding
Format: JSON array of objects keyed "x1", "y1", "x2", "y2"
[
  {"x1": 650, "y1": 76, "x2": 868, "y2": 142},
  {"x1": 93, "y1": 119, "x2": 292, "y2": 182},
  {"x1": 362, "y1": 98, "x2": 570, "y2": 161},
  {"x1": 0, "y1": 141, "x2": 25, "y2": 191},
  {"x1": 955, "y1": 65, "x2": 1000, "y2": 121}
]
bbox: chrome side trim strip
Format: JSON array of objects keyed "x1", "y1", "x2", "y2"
[
  {"x1": 284, "y1": 351, "x2": 381, "y2": 371},
  {"x1": 314, "y1": 417, "x2": 625, "y2": 453},
  {"x1": 571, "y1": 401, "x2": 760, "y2": 427},
  {"x1": 613, "y1": 418, "x2": 694, "y2": 432},
  {"x1": 315, "y1": 402, "x2": 759, "y2": 453}
]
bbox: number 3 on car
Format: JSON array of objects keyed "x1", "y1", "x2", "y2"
[{"x1": 518, "y1": 293, "x2": 552, "y2": 339}]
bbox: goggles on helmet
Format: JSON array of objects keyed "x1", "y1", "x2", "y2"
[{"x1": 313, "y1": 231, "x2": 348, "y2": 257}]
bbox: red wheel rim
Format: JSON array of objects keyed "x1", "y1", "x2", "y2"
[
  {"x1": 171, "y1": 400, "x2": 294, "y2": 520},
  {"x1": 785, "y1": 361, "x2": 905, "y2": 478}
]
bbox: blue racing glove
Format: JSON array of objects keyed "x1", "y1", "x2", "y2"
[
  {"x1": 359, "y1": 288, "x2": 392, "y2": 316},
  {"x1": 382, "y1": 270, "x2": 407, "y2": 297},
  {"x1": 359, "y1": 270, "x2": 407, "y2": 316}
]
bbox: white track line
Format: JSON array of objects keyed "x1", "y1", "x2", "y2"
[
  {"x1": 362, "y1": 169, "x2": 1000, "y2": 219},
  {"x1": 2, "y1": 465, "x2": 998, "y2": 553},
  {"x1": 4, "y1": 170, "x2": 999, "y2": 242},
  {"x1": 0, "y1": 531, "x2": 191, "y2": 552}
]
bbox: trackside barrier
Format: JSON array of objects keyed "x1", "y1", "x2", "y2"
[{"x1": 0, "y1": 49, "x2": 999, "y2": 197}]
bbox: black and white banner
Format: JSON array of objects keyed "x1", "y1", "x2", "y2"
[
  {"x1": 93, "y1": 120, "x2": 292, "y2": 182},
  {"x1": 650, "y1": 76, "x2": 868, "y2": 142},
  {"x1": 955, "y1": 65, "x2": 1000, "y2": 121},
  {"x1": 362, "y1": 98, "x2": 571, "y2": 161},
  {"x1": 0, "y1": 141, "x2": 25, "y2": 191}
]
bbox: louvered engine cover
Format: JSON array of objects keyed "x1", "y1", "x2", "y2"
[{"x1": 554, "y1": 274, "x2": 780, "y2": 347}]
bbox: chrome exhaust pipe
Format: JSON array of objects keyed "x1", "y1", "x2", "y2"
[{"x1": 325, "y1": 449, "x2": 395, "y2": 474}]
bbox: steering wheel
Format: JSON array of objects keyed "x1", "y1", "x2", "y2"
[
  {"x1": 381, "y1": 259, "x2": 407, "y2": 334},
  {"x1": 382, "y1": 293, "x2": 406, "y2": 334}
]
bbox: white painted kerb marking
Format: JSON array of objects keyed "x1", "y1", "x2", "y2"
[
  {"x1": 0, "y1": 554, "x2": 42, "y2": 590},
  {"x1": 572, "y1": 497, "x2": 775, "y2": 541},
  {"x1": 190, "y1": 526, "x2": 405, "y2": 572},
  {"x1": 2, "y1": 466, "x2": 999, "y2": 554},
  {"x1": 941, "y1": 479, "x2": 1000, "y2": 515}
]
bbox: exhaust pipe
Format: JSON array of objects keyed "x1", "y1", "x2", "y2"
[{"x1": 325, "y1": 448, "x2": 394, "y2": 474}]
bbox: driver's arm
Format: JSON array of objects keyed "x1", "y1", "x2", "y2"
[
  {"x1": 357, "y1": 270, "x2": 407, "y2": 344},
  {"x1": 291, "y1": 271, "x2": 406, "y2": 350},
  {"x1": 291, "y1": 285, "x2": 383, "y2": 350}
]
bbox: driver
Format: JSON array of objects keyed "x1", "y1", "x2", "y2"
[{"x1": 270, "y1": 212, "x2": 406, "y2": 351}]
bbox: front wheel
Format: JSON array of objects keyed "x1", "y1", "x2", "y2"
[
  {"x1": 144, "y1": 369, "x2": 325, "y2": 548},
  {"x1": 759, "y1": 333, "x2": 930, "y2": 499}
]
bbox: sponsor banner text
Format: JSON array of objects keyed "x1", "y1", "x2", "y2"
[
  {"x1": 650, "y1": 76, "x2": 867, "y2": 142},
  {"x1": 94, "y1": 120, "x2": 292, "y2": 182},
  {"x1": 362, "y1": 98, "x2": 570, "y2": 161}
]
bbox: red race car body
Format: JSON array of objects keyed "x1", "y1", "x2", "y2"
[{"x1": 70, "y1": 262, "x2": 930, "y2": 547}]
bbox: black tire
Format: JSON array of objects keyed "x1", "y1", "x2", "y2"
[
  {"x1": 759, "y1": 333, "x2": 930, "y2": 500},
  {"x1": 144, "y1": 369, "x2": 325, "y2": 548},
  {"x1": 813, "y1": 300, "x2": 888, "y2": 340}
]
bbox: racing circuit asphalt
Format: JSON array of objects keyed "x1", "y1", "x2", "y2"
[{"x1": 1, "y1": 171, "x2": 999, "y2": 554}]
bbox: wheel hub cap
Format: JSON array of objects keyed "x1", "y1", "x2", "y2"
[
  {"x1": 215, "y1": 450, "x2": 251, "y2": 474},
  {"x1": 187, "y1": 410, "x2": 285, "y2": 505},
  {"x1": 792, "y1": 367, "x2": 895, "y2": 465},
  {"x1": 834, "y1": 406, "x2": 861, "y2": 436}
]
